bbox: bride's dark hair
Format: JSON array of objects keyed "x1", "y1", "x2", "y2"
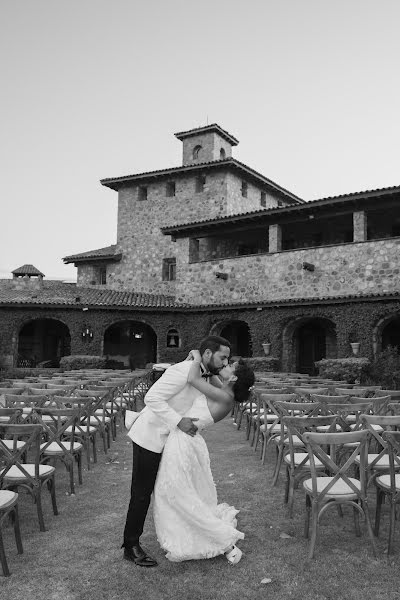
[{"x1": 232, "y1": 359, "x2": 255, "y2": 404}]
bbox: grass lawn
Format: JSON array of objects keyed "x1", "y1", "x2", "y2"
[{"x1": 2, "y1": 415, "x2": 400, "y2": 600}]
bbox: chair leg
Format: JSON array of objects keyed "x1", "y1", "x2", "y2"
[
  {"x1": 272, "y1": 446, "x2": 284, "y2": 486},
  {"x1": 12, "y1": 505, "x2": 23, "y2": 555},
  {"x1": 92, "y1": 434, "x2": 98, "y2": 464},
  {"x1": 308, "y1": 501, "x2": 319, "y2": 559},
  {"x1": 35, "y1": 490, "x2": 46, "y2": 532},
  {"x1": 362, "y1": 500, "x2": 377, "y2": 557},
  {"x1": 77, "y1": 453, "x2": 83, "y2": 485},
  {"x1": 304, "y1": 494, "x2": 311, "y2": 539},
  {"x1": 48, "y1": 476, "x2": 58, "y2": 516},
  {"x1": 261, "y1": 436, "x2": 268, "y2": 465},
  {"x1": 388, "y1": 497, "x2": 397, "y2": 555},
  {"x1": 0, "y1": 528, "x2": 10, "y2": 577},
  {"x1": 353, "y1": 503, "x2": 361, "y2": 537},
  {"x1": 375, "y1": 488, "x2": 383, "y2": 536}
]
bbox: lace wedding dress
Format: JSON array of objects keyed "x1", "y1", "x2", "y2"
[{"x1": 153, "y1": 395, "x2": 244, "y2": 562}]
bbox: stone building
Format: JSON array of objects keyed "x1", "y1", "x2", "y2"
[{"x1": 1, "y1": 124, "x2": 400, "y2": 373}]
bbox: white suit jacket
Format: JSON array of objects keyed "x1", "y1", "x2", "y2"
[{"x1": 127, "y1": 360, "x2": 201, "y2": 453}]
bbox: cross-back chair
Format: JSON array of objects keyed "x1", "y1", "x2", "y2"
[
  {"x1": 374, "y1": 431, "x2": 400, "y2": 554},
  {"x1": 0, "y1": 423, "x2": 58, "y2": 531},
  {"x1": 32, "y1": 408, "x2": 83, "y2": 495},
  {"x1": 302, "y1": 429, "x2": 377, "y2": 559}
]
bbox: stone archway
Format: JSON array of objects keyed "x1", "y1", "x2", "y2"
[
  {"x1": 373, "y1": 314, "x2": 400, "y2": 355},
  {"x1": 103, "y1": 320, "x2": 157, "y2": 369},
  {"x1": 212, "y1": 320, "x2": 252, "y2": 357},
  {"x1": 17, "y1": 318, "x2": 71, "y2": 367},
  {"x1": 282, "y1": 317, "x2": 337, "y2": 374}
]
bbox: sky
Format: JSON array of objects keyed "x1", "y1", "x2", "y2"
[{"x1": 1, "y1": 0, "x2": 400, "y2": 281}]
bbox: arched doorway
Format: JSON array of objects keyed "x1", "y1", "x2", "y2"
[
  {"x1": 219, "y1": 320, "x2": 252, "y2": 357},
  {"x1": 104, "y1": 321, "x2": 157, "y2": 369},
  {"x1": 283, "y1": 317, "x2": 337, "y2": 374},
  {"x1": 382, "y1": 316, "x2": 400, "y2": 352},
  {"x1": 17, "y1": 319, "x2": 71, "y2": 367}
]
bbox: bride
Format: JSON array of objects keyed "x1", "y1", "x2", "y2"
[{"x1": 153, "y1": 350, "x2": 255, "y2": 565}]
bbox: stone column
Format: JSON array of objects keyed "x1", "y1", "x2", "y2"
[
  {"x1": 268, "y1": 224, "x2": 282, "y2": 253},
  {"x1": 353, "y1": 211, "x2": 367, "y2": 242}
]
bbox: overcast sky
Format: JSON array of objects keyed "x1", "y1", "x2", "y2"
[{"x1": 1, "y1": 1, "x2": 399, "y2": 281}]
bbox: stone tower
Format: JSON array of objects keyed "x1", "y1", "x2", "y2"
[{"x1": 174, "y1": 124, "x2": 239, "y2": 166}]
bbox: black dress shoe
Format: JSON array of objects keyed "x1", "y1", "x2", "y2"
[{"x1": 124, "y1": 545, "x2": 158, "y2": 567}]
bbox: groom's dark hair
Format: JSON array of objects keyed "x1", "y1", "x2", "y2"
[{"x1": 199, "y1": 335, "x2": 231, "y2": 355}]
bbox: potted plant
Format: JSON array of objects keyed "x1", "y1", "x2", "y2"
[{"x1": 262, "y1": 342, "x2": 272, "y2": 356}]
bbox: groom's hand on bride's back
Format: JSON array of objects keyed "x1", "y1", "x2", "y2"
[{"x1": 177, "y1": 417, "x2": 199, "y2": 436}]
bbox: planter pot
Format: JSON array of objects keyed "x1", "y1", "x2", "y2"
[
  {"x1": 350, "y1": 342, "x2": 360, "y2": 356},
  {"x1": 262, "y1": 343, "x2": 272, "y2": 356}
]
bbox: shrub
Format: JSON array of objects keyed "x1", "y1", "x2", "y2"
[
  {"x1": 365, "y1": 345, "x2": 400, "y2": 389},
  {"x1": 315, "y1": 358, "x2": 370, "y2": 384},
  {"x1": 245, "y1": 357, "x2": 280, "y2": 372},
  {"x1": 59, "y1": 355, "x2": 107, "y2": 371}
]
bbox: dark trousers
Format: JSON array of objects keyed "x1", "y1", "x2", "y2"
[{"x1": 122, "y1": 441, "x2": 162, "y2": 548}]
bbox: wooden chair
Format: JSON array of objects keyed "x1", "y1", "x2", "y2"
[
  {"x1": 257, "y1": 393, "x2": 298, "y2": 466},
  {"x1": 75, "y1": 390, "x2": 113, "y2": 453},
  {"x1": 0, "y1": 490, "x2": 23, "y2": 576},
  {"x1": 269, "y1": 400, "x2": 322, "y2": 485},
  {"x1": 375, "y1": 389, "x2": 400, "y2": 401},
  {"x1": 32, "y1": 408, "x2": 83, "y2": 495},
  {"x1": 302, "y1": 429, "x2": 377, "y2": 559},
  {"x1": 374, "y1": 431, "x2": 400, "y2": 554},
  {"x1": 357, "y1": 414, "x2": 400, "y2": 487},
  {"x1": 0, "y1": 424, "x2": 58, "y2": 531},
  {"x1": 282, "y1": 414, "x2": 338, "y2": 517}
]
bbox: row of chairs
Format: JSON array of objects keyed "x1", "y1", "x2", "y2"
[
  {"x1": 233, "y1": 375, "x2": 400, "y2": 558},
  {"x1": 0, "y1": 368, "x2": 154, "y2": 576}
]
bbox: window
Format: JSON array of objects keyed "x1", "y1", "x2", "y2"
[
  {"x1": 138, "y1": 186, "x2": 147, "y2": 201},
  {"x1": 162, "y1": 257, "x2": 176, "y2": 281},
  {"x1": 220, "y1": 148, "x2": 226, "y2": 159},
  {"x1": 260, "y1": 191, "x2": 266, "y2": 207},
  {"x1": 196, "y1": 174, "x2": 206, "y2": 193},
  {"x1": 241, "y1": 181, "x2": 248, "y2": 198},
  {"x1": 166, "y1": 181, "x2": 176, "y2": 197},
  {"x1": 193, "y1": 145, "x2": 202, "y2": 160},
  {"x1": 99, "y1": 267, "x2": 107, "y2": 285}
]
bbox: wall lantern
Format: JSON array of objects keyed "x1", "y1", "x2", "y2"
[
  {"x1": 215, "y1": 271, "x2": 228, "y2": 280},
  {"x1": 82, "y1": 325, "x2": 94, "y2": 341},
  {"x1": 302, "y1": 262, "x2": 315, "y2": 272}
]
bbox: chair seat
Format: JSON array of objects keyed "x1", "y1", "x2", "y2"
[
  {"x1": 0, "y1": 489, "x2": 18, "y2": 510},
  {"x1": 2, "y1": 464, "x2": 55, "y2": 481},
  {"x1": 303, "y1": 476, "x2": 360, "y2": 498},
  {"x1": 244, "y1": 407, "x2": 258, "y2": 414},
  {"x1": 354, "y1": 454, "x2": 392, "y2": 469},
  {"x1": 282, "y1": 435, "x2": 304, "y2": 447},
  {"x1": 40, "y1": 441, "x2": 83, "y2": 454},
  {"x1": 88, "y1": 416, "x2": 111, "y2": 424},
  {"x1": 64, "y1": 425, "x2": 97, "y2": 434},
  {"x1": 316, "y1": 424, "x2": 343, "y2": 432},
  {"x1": 260, "y1": 423, "x2": 286, "y2": 433},
  {"x1": 2, "y1": 440, "x2": 26, "y2": 450},
  {"x1": 376, "y1": 474, "x2": 400, "y2": 492},
  {"x1": 349, "y1": 423, "x2": 383, "y2": 432},
  {"x1": 284, "y1": 452, "x2": 324, "y2": 467}
]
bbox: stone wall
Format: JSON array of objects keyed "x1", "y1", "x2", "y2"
[
  {"x1": 174, "y1": 237, "x2": 400, "y2": 305},
  {"x1": 103, "y1": 169, "x2": 284, "y2": 294}
]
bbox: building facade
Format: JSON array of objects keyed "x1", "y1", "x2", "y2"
[{"x1": 1, "y1": 124, "x2": 400, "y2": 373}]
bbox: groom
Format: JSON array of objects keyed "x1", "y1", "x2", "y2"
[{"x1": 122, "y1": 334, "x2": 231, "y2": 567}]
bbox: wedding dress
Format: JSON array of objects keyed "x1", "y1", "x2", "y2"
[{"x1": 153, "y1": 395, "x2": 244, "y2": 562}]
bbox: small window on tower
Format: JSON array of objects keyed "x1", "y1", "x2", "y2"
[
  {"x1": 138, "y1": 186, "x2": 148, "y2": 201},
  {"x1": 196, "y1": 174, "x2": 206, "y2": 193},
  {"x1": 241, "y1": 181, "x2": 248, "y2": 198},
  {"x1": 162, "y1": 258, "x2": 176, "y2": 281},
  {"x1": 166, "y1": 181, "x2": 176, "y2": 197},
  {"x1": 99, "y1": 267, "x2": 107, "y2": 285},
  {"x1": 260, "y1": 191, "x2": 266, "y2": 207},
  {"x1": 220, "y1": 148, "x2": 226, "y2": 159},
  {"x1": 193, "y1": 145, "x2": 202, "y2": 160}
]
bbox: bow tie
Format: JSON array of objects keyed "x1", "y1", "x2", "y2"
[{"x1": 201, "y1": 372, "x2": 211, "y2": 379}]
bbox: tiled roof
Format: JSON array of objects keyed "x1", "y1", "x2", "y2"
[
  {"x1": 174, "y1": 124, "x2": 239, "y2": 146},
  {"x1": 100, "y1": 157, "x2": 302, "y2": 203},
  {"x1": 161, "y1": 183, "x2": 400, "y2": 235},
  {"x1": 183, "y1": 291, "x2": 400, "y2": 311},
  {"x1": 63, "y1": 245, "x2": 121, "y2": 264},
  {"x1": 12, "y1": 264, "x2": 44, "y2": 276},
  {"x1": 0, "y1": 280, "x2": 177, "y2": 308}
]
